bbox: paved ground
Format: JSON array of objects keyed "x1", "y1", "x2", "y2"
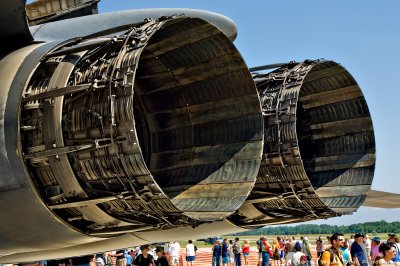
[{"x1": 176, "y1": 248, "x2": 318, "y2": 266}]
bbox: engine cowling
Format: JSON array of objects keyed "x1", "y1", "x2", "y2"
[{"x1": 229, "y1": 60, "x2": 375, "y2": 228}]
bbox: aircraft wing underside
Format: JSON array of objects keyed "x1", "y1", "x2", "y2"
[{"x1": 363, "y1": 190, "x2": 400, "y2": 208}]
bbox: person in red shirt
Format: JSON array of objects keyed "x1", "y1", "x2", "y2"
[
  {"x1": 278, "y1": 237, "x2": 285, "y2": 266},
  {"x1": 242, "y1": 240, "x2": 250, "y2": 266}
]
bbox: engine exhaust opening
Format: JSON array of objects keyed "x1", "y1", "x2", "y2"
[
  {"x1": 20, "y1": 16, "x2": 263, "y2": 235},
  {"x1": 133, "y1": 17, "x2": 263, "y2": 220},
  {"x1": 230, "y1": 60, "x2": 375, "y2": 228},
  {"x1": 296, "y1": 61, "x2": 375, "y2": 213}
]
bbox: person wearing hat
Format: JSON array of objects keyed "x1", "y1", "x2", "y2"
[
  {"x1": 350, "y1": 234, "x2": 367, "y2": 266},
  {"x1": 371, "y1": 237, "x2": 381, "y2": 261},
  {"x1": 133, "y1": 245, "x2": 155, "y2": 266},
  {"x1": 300, "y1": 255, "x2": 308, "y2": 266}
]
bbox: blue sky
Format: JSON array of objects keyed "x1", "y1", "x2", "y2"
[{"x1": 98, "y1": 0, "x2": 400, "y2": 225}]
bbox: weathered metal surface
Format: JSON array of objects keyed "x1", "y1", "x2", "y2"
[
  {"x1": 19, "y1": 16, "x2": 263, "y2": 236},
  {"x1": 229, "y1": 60, "x2": 375, "y2": 227},
  {"x1": 363, "y1": 190, "x2": 400, "y2": 208},
  {"x1": 0, "y1": 41, "x2": 109, "y2": 255},
  {"x1": 0, "y1": 0, "x2": 33, "y2": 53},
  {"x1": 26, "y1": 0, "x2": 100, "y2": 26},
  {"x1": 29, "y1": 9, "x2": 238, "y2": 41}
]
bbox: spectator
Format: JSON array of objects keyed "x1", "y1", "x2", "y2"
[
  {"x1": 316, "y1": 236, "x2": 325, "y2": 258},
  {"x1": 292, "y1": 245, "x2": 305, "y2": 266},
  {"x1": 105, "y1": 253, "x2": 113, "y2": 266},
  {"x1": 299, "y1": 255, "x2": 308, "y2": 266},
  {"x1": 163, "y1": 242, "x2": 170, "y2": 254},
  {"x1": 375, "y1": 243, "x2": 396, "y2": 265},
  {"x1": 228, "y1": 239, "x2": 235, "y2": 266},
  {"x1": 72, "y1": 255, "x2": 93, "y2": 266},
  {"x1": 278, "y1": 237, "x2": 286, "y2": 266},
  {"x1": 371, "y1": 237, "x2": 381, "y2": 261},
  {"x1": 319, "y1": 233, "x2": 345, "y2": 266},
  {"x1": 155, "y1": 247, "x2": 169, "y2": 266},
  {"x1": 256, "y1": 237, "x2": 262, "y2": 266},
  {"x1": 169, "y1": 241, "x2": 180, "y2": 266},
  {"x1": 133, "y1": 245, "x2": 155, "y2": 266},
  {"x1": 186, "y1": 240, "x2": 196, "y2": 266},
  {"x1": 285, "y1": 237, "x2": 295, "y2": 266},
  {"x1": 242, "y1": 240, "x2": 250, "y2": 266},
  {"x1": 350, "y1": 234, "x2": 368, "y2": 266},
  {"x1": 116, "y1": 250, "x2": 126, "y2": 266},
  {"x1": 272, "y1": 239, "x2": 281, "y2": 266},
  {"x1": 301, "y1": 237, "x2": 312, "y2": 266},
  {"x1": 233, "y1": 237, "x2": 242, "y2": 266},
  {"x1": 125, "y1": 252, "x2": 132, "y2": 266},
  {"x1": 222, "y1": 239, "x2": 230, "y2": 266},
  {"x1": 149, "y1": 245, "x2": 157, "y2": 260},
  {"x1": 95, "y1": 254, "x2": 105, "y2": 266},
  {"x1": 348, "y1": 235, "x2": 355, "y2": 250},
  {"x1": 260, "y1": 236, "x2": 272, "y2": 266},
  {"x1": 134, "y1": 247, "x2": 141, "y2": 258},
  {"x1": 339, "y1": 239, "x2": 351, "y2": 265},
  {"x1": 364, "y1": 235, "x2": 371, "y2": 262},
  {"x1": 387, "y1": 234, "x2": 400, "y2": 262},
  {"x1": 212, "y1": 240, "x2": 222, "y2": 266}
]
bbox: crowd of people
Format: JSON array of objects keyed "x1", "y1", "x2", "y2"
[
  {"x1": 210, "y1": 237, "x2": 248, "y2": 266},
  {"x1": 13, "y1": 241, "x2": 186, "y2": 266},
  {"x1": 209, "y1": 236, "x2": 290, "y2": 266},
  {"x1": 317, "y1": 233, "x2": 400, "y2": 266},
  {"x1": 9, "y1": 234, "x2": 400, "y2": 266},
  {"x1": 100, "y1": 241, "x2": 185, "y2": 266},
  {"x1": 209, "y1": 233, "x2": 400, "y2": 266}
]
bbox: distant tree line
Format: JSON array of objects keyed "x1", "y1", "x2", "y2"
[{"x1": 234, "y1": 220, "x2": 400, "y2": 236}]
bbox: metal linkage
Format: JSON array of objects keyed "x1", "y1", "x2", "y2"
[
  {"x1": 19, "y1": 18, "x2": 196, "y2": 235},
  {"x1": 253, "y1": 60, "x2": 326, "y2": 220},
  {"x1": 62, "y1": 19, "x2": 191, "y2": 230}
]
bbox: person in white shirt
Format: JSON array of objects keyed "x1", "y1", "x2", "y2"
[
  {"x1": 163, "y1": 242, "x2": 170, "y2": 254},
  {"x1": 291, "y1": 245, "x2": 305, "y2": 266},
  {"x1": 148, "y1": 246, "x2": 157, "y2": 260},
  {"x1": 364, "y1": 234, "x2": 372, "y2": 262},
  {"x1": 186, "y1": 240, "x2": 196, "y2": 266},
  {"x1": 233, "y1": 237, "x2": 242, "y2": 266},
  {"x1": 170, "y1": 241, "x2": 181, "y2": 266},
  {"x1": 95, "y1": 254, "x2": 105, "y2": 266},
  {"x1": 229, "y1": 240, "x2": 235, "y2": 266},
  {"x1": 349, "y1": 234, "x2": 355, "y2": 249}
]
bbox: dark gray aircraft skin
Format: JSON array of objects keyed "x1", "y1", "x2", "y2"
[{"x1": 0, "y1": 0, "x2": 398, "y2": 263}]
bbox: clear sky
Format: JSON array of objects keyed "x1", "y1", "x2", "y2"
[{"x1": 98, "y1": 0, "x2": 400, "y2": 225}]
